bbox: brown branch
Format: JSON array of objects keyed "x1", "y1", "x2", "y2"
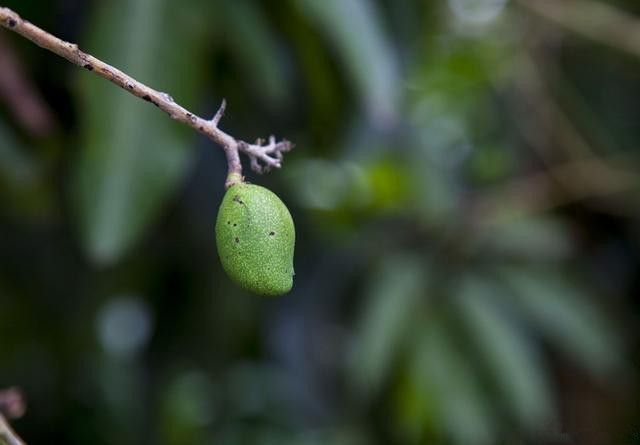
[{"x1": 0, "y1": 6, "x2": 292, "y2": 188}]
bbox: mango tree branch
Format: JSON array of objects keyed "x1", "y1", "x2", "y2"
[{"x1": 0, "y1": 6, "x2": 292, "y2": 188}]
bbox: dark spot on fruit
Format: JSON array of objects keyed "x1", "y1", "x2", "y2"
[
  {"x1": 234, "y1": 237, "x2": 239, "y2": 243},
  {"x1": 227, "y1": 221, "x2": 230, "y2": 225},
  {"x1": 84, "y1": 64, "x2": 93, "y2": 71},
  {"x1": 232, "y1": 195, "x2": 244, "y2": 205},
  {"x1": 233, "y1": 224, "x2": 237, "y2": 227},
  {"x1": 269, "y1": 231, "x2": 275, "y2": 236},
  {"x1": 8, "y1": 19, "x2": 17, "y2": 27}
]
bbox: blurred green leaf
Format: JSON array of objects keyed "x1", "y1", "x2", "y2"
[
  {"x1": 223, "y1": 363, "x2": 294, "y2": 425},
  {"x1": 295, "y1": 0, "x2": 400, "y2": 126},
  {"x1": 349, "y1": 254, "x2": 426, "y2": 398},
  {"x1": 0, "y1": 119, "x2": 38, "y2": 186},
  {"x1": 408, "y1": 320, "x2": 496, "y2": 445},
  {"x1": 161, "y1": 371, "x2": 217, "y2": 445},
  {"x1": 497, "y1": 267, "x2": 621, "y2": 377},
  {"x1": 287, "y1": 159, "x2": 369, "y2": 211},
  {"x1": 220, "y1": 0, "x2": 290, "y2": 108},
  {"x1": 476, "y1": 217, "x2": 574, "y2": 261},
  {"x1": 0, "y1": 119, "x2": 52, "y2": 218},
  {"x1": 455, "y1": 276, "x2": 554, "y2": 430},
  {"x1": 73, "y1": 0, "x2": 203, "y2": 263}
]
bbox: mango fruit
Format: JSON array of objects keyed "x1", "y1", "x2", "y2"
[{"x1": 215, "y1": 183, "x2": 295, "y2": 296}]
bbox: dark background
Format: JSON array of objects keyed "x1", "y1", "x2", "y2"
[{"x1": 1, "y1": 0, "x2": 640, "y2": 444}]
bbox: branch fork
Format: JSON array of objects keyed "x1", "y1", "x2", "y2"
[{"x1": 0, "y1": 6, "x2": 293, "y2": 189}]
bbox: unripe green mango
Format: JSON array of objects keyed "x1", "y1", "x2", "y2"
[{"x1": 216, "y1": 183, "x2": 295, "y2": 296}]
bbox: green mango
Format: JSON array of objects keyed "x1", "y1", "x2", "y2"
[{"x1": 215, "y1": 183, "x2": 295, "y2": 296}]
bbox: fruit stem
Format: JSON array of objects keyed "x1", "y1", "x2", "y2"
[{"x1": 225, "y1": 171, "x2": 244, "y2": 189}]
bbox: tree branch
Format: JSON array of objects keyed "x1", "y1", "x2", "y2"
[{"x1": 0, "y1": 6, "x2": 293, "y2": 188}]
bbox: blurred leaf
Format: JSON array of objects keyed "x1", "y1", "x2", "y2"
[
  {"x1": 476, "y1": 217, "x2": 574, "y2": 261},
  {"x1": 0, "y1": 119, "x2": 52, "y2": 218},
  {"x1": 223, "y1": 363, "x2": 295, "y2": 425},
  {"x1": 468, "y1": 145, "x2": 512, "y2": 183},
  {"x1": 0, "y1": 119, "x2": 38, "y2": 186},
  {"x1": 220, "y1": 0, "x2": 290, "y2": 108},
  {"x1": 289, "y1": 428, "x2": 371, "y2": 445},
  {"x1": 408, "y1": 319, "x2": 496, "y2": 445},
  {"x1": 212, "y1": 423, "x2": 292, "y2": 445},
  {"x1": 364, "y1": 158, "x2": 412, "y2": 211},
  {"x1": 73, "y1": 0, "x2": 203, "y2": 263},
  {"x1": 295, "y1": 0, "x2": 400, "y2": 127},
  {"x1": 348, "y1": 254, "x2": 426, "y2": 398},
  {"x1": 161, "y1": 371, "x2": 217, "y2": 445},
  {"x1": 497, "y1": 267, "x2": 621, "y2": 377},
  {"x1": 407, "y1": 100, "x2": 465, "y2": 224},
  {"x1": 455, "y1": 276, "x2": 555, "y2": 430},
  {"x1": 287, "y1": 159, "x2": 370, "y2": 211},
  {"x1": 282, "y1": 7, "x2": 343, "y2": 141},
  {"x1": 287, "y1": 157, "x2": 411, "y2": 214},
  {"x1": 393, "y1": 370, "x2": 441, "y2": 444}
]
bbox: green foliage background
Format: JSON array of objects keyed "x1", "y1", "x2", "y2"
[{"x1": 0, "y1": 0, "x2": 639, "y2": 444}]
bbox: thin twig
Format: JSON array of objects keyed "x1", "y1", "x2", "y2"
[{"x1": 0, "y1": 6, "x2": 293, "y2": 188}]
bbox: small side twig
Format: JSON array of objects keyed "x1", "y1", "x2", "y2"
[
  {"x1": 0, "y1": 6, "x2": 293, "y2": 188},
  {"x1": 0, "y1": 388, "x2": 26, "y2": 445}
]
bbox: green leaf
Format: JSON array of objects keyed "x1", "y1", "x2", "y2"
[
  {"x1": 220, "y1": 0, "x2": 290, "y2": 108},
  {"x1": 475, "y1": 217, "x2": 574, "y2": 261},
  {"x1": 497, "y1": 267, "x2": 620, "y2": 377},
  {"x1": 72, "y1": 0, "x2": 204, "y2": 263},
  {"x1": 455, "y1": 276, "x2": 554, "y2": 430},
  {"x1": 0, "y1": 119, "x2": 38, "y2": 187},
  {"x1": 348, "y1": 254, "x2": 426, "y2": 398},
  {"x1": 409, "y1": 320, "x2": 496, "y2": 445},
  {"x1": 295, "y1": 0, "x2": 400, "y2": 126},
  {"x1": 0, "y1": 119, "x2": 53, "y2": 219}
]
